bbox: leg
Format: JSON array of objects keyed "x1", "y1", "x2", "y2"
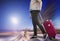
[
  {"x1": 32, "y1": 20, "x2": 37, "y2": 36},
  {"x1": 30, "y1": 18, "x2": 37, "y2": 39},
  {"x1": 36, "y1": 17, "x2": 46, "y2": 34},
  {"x1": 37, "y1": 18, "x2": 47, "y2": 39},
  {"x1": 31, "y1": 14, "x2": 37, "y2": 36},
  {"x1": 30, "y1": 11, "x2": 38, "y2": 39}
]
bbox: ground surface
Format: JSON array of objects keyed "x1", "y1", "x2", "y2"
[{"x1": 0, "y1": 34, "x2": 60, "y2": 41}]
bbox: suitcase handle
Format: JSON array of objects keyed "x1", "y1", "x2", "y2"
[
  {"x1": 39, "y1": 13, "x2": 44, "y2": 24},
  {"x1": 39, "y1": 13, "x2": 47, "y2": 32}
]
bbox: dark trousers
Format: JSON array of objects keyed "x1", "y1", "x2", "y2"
[{"x1": 30, "y1": 10, "x2": 46, "y2": 36}]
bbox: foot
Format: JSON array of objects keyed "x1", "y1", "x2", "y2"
[
  {"x1": 43, "y1": 33, "x2": 47, "y2": 39},
  {"x1": 30, "y1": 36, "x2": 37, "y2": 39}
]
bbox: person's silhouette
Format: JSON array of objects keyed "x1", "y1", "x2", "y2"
[{"x1": 30, "y1": 0, "x2": 47, "y2": 39}]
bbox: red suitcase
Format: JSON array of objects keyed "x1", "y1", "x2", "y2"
[{"x1": 43, "y1": 20, "x2": 56, "y2": 39}]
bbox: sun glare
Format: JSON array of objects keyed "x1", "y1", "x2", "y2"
[{"x1": 11, "y1": 17, "x2": 18, "y2": 24}]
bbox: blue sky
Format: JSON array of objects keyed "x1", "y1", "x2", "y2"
[{"x1": 0, "y1": 0, "x2": 60, "y2": 32}]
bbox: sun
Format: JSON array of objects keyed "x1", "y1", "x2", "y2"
[{"x1": 11, "y1": 17, "x2": 18, "y2": 24}]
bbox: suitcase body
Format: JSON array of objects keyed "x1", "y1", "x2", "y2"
[{"x1": 43, "y1": 20, "x2": 56, "y2": 38}]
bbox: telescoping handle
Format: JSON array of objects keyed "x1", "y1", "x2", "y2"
[
  {"x1": 39, "y1": 13, "x2": 47, "y2": 33},
  {"x1": 39, "y1": 13, "x2": 44, "y2": 24}
]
